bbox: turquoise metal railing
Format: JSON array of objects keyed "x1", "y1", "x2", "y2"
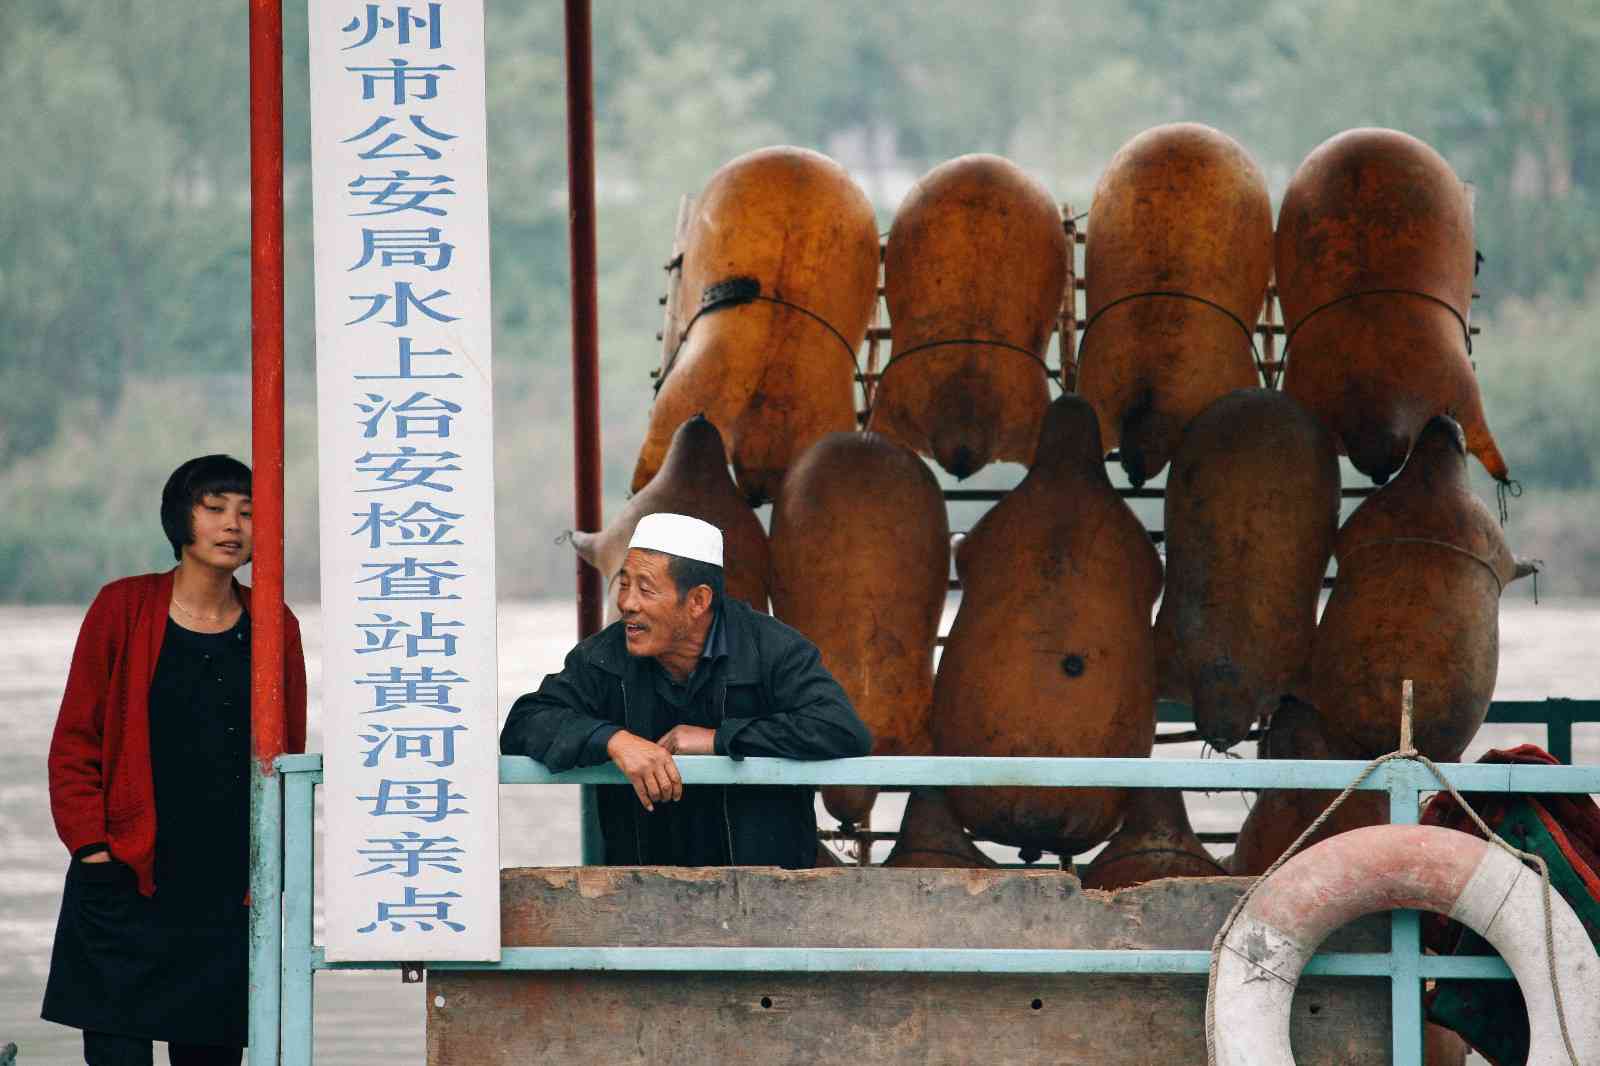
[
  {"x1": 256, "y1": 698, "x2": 1600, "y2": 1065},
  {"x1": 1156, "y1": 697, "x2": 1596, "y2": 766}
]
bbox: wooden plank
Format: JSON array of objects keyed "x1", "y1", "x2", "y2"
[
  {"x1": 427, "y1": 868, "x2": 1391, "y2": 1064},
  {"x1": 429, "y1": 971, "x2": 1387, "y2": 1065},
  {"x1": 493, "y1": 866, "x2": 1391, "y2": 950},
  {"x1": 654, "y1": 193, "x2": 693, "y2": 372}
]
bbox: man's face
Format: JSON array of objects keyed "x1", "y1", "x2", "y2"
[{"x1": 615, "y1": 549, "x2": 694, "y2": 659}]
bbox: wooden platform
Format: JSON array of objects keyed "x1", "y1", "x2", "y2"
[{"x1": 427, "y1": 866, "x2": 1392, "y2": 1064}]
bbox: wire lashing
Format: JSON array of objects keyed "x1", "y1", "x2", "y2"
[
  {"x1": 874, "y1": 337, "x2": 1059, "y2": 400},
  {"x1": 1281, "y1": 287, "x2": 1473, "y2": 358},
  {"x1": 1281, "y1": 287, "x2": 1515, "y2": 528},
  {"x1": 658, "y1": 276, "x2": 870, "y2": 410},
  {"x1": 1340, "y1": 536, "x2": 1509, "y2": 594},
  {"x1": 1078, "y1": 290, "x2": 1262, "y2": 365}
]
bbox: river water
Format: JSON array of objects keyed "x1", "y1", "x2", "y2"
[{"x1": 1, "y1": 600, "x2": 1595, "y2": 1063}]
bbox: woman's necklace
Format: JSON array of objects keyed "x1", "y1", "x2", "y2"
[{"x1": 172, "y1": 594, "x2": 236, "y2": 624}]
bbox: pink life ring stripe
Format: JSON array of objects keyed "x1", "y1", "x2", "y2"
[{"x1": 1245, "y1": 824, "x2": 1486, "y2": 947}]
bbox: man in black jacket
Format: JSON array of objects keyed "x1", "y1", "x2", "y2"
[{"x1": 500, "y1": 512, "x2": 872, "y2": 868}]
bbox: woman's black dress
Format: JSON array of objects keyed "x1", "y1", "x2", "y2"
[{"x1": 42, "y1": 615, "x2": 253, "y2": 1047}]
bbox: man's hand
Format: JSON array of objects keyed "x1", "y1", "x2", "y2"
[
  {"x1": 80, "y1": 849, "x2": 111, "y2": 864},
  {"x1": 658, "y1": 724, "x2": 716, "y2": 755},
  {"x1": 605, "y1": 730, "x2": 683, "y2": 811}
]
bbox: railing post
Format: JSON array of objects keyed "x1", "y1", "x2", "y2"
[
  {"x1": 281, "y1": 769, "x2": 316, "y2": 1065},
  {"x1": 1388, "y1": 760, "x2": 1424, "y2": 1066},
  {"x1": 1548, "y1": 698, "x2": 1575, "y2": 765},
  {"x1": 249, "y1": 767, "x2": 284, "y2": 1063}
]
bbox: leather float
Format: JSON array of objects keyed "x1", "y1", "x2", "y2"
[
  {"x1": 1277, "y1": 127, "x2": 1510, "y2": 486},
  {"x1": 1307, "y1": 416, "x2": 1529, "y2": 760},
  {"x1": 1152, "y1": 389, "x2": 1339, "y2": 750},
  {"x1": 882, "y1": 789, "x2": 996, "y2": 869},
  {"x1": 1077, "y1": 123, "x2": 1272, "y2": 486},
  {"x1": 933, "y1": 395, "x2": 1162, "y2": 857},
  {"x1": 1227, "y1": 697, "x2": 1387, "y2": 877},
  {"x1": 868, "y1": 154, "x2": 1066, "y2": 478},
  {"x1": 632, "y1": 146, "x2": 879, "y2": 504},
  {"x1": 770, "y1": 432, "x2": 947, "y2": 826},
  {"x1": 1080, "y1": 788, "x2": 1225, "y2": 891}
]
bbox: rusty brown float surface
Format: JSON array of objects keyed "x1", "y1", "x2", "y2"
[
  {"x1": 1152, "y1": 388, "x2": 1340, "y2": 751},
  {"x1": 868, "y1": 153, "x2": 1065, "y2": 478},
  {"x1": 933, "y1": 397, "x2": 1162, "y2": 856},
  {"x1": 1076, "y1": 122, "x2": 1272, "y2": 486},
  {"x1": 881, "y1": 788, "x2": 994, "y2": 869},
  {"x1": 770, "y1": 432, "x2": 947, "y2": 826},
  {"x1": 1080, "y1": 788, "x2": 1225, "y2": 890},
  {"x1": 1228, "y1": 698, "x2": 1389, "y2": 877},
  {"x1": 1308, "y1": 416, "x2": 1522, "y2": 760},
  {"x1": 1277, "y1": 127, "x2": 1509, "y2": 484},
  {"x1": 632, "y1": 145, "x2": 879, "y2": 504}
]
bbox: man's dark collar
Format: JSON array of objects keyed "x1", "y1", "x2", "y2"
[{"x1": 700, "y1": 603, "x2": 728, "y2": 662}]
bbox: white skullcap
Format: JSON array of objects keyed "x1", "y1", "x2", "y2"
[{"x1": 627, "y1": 512, "x2": 724, "y2": 567}]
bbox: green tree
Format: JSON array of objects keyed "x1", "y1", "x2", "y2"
[{"x1": 6, "y1": 0, "x2": 1600, "y2": 601}]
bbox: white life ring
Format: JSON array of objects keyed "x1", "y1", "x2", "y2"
[{"x1": 1210, "y1": 823, "x2": 1600, "y2": 1065}]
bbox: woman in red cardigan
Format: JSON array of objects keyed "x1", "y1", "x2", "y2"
[{"x1": 43, "y1": 454, "x2": 308, "y2": 1066}]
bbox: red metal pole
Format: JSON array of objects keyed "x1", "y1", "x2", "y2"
[
  {"x1": 249, "y1": 0, "x2": 287, "y2": 768},
  {"x1": 564, "y1": 0, "x2": 607, "y2": 866},
  {"x1": 246, "y1": 2, "x2": 287, "y2": 1053},
  {"x1": 565, "y1": 0, "x2": 604, "y2": 641}
]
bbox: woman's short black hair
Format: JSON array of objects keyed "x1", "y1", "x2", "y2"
[{"x1": 161, "y1": 454, "x2": 253, "y2": 560}]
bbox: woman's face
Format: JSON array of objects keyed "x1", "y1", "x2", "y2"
[{"x1": 183, "y1": 492, "x2": 253, "y2": 571}]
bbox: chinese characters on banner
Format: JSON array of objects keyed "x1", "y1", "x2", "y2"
[{"x1": 308, "y1": 0, "x2": 500, "y2": 962}]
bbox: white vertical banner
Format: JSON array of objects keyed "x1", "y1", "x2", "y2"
[{"x1": 308, "y1": 0, "x2": 500, "y2": 962}]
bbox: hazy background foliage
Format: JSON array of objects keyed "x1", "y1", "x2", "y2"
[{"x1": 1, "y1": 0, "x2": 1596, "y2": 602}]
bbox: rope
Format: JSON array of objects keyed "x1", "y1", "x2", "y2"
[
  {"x1": 1339, "y1": 536, "x2": 1507, "y2": 594},
  {"x1": 1204, "y1": 749, "x2": 1581, "y2": 1066},
  {"x1": 1497, "y1": 477, "x2": 1523, "y2": 526},
  {"x1": 874, "y1": 337, "x2": 1058, "y2": 395},
  {"x1": 1078, "y1": 290, "x2": 1261, "y2": 364},
  {"x1": 1282, "y1": 287, "x2": 1473, "y2": 361},
  {"x1": 658, "y1": 276, "x2": 869, "y2": 410}
]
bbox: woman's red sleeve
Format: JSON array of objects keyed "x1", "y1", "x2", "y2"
[
  {"x1": 285, "y1": 610, "x2": 309, "y2": 755},
  {"x1": 47, "y1": 587, "x2": 120, "y2": 854}
]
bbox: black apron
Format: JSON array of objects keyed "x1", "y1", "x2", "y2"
[{"x1": 43, "y1": 615, "x2": 251, "y2": 1046}]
